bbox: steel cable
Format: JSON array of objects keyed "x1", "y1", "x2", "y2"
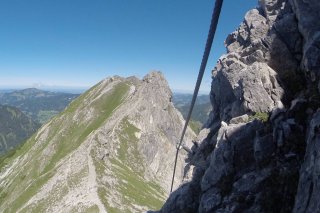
[{"x1": 170, "y1": 0, "x2": 224, "y2": 193}]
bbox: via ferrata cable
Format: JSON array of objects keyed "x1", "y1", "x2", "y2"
[{"x1": 170, "y1": 0, "x2": 224, "y2": 193}]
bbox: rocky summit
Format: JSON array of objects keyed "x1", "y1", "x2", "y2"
[
  {"x1": 157, "y1": 0, "x2": 320, "y2": 212},
  {"x1": 0, "y1": 71, "x2": 195, "y2": 212}
]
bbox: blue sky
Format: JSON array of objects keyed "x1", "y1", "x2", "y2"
[{"x1": 0, "y1": 0, "x2": 257, "y2": 93}]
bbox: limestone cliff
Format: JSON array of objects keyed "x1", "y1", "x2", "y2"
[
  {"x1": 0, "y1": 71, "x2": 195, "y2": 212},
  {"x1": 157, "y1": 0, "x2": 320, "y2": 212}
]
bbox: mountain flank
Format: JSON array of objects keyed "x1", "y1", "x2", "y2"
[
  {"x1": 0, "y1": 105, "x2": 40, "y2": 156},
  {"x1": 0, "y1": 71, "x2": 195, "y2": 212}
]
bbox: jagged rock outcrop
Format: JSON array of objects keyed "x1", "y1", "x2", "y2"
[
  {"x1": 0, "y1": 71, "x2": 195, "y2": 212},
  {"x1": 157, "y1": 0, "x2": 320, "y2": 212}
]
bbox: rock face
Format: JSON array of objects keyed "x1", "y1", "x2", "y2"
[
  {"x1": 158, "y1": 0, "x2": 320, "y2": 212},
  {"x1": 0, "y1": 71, "x2": 195, "y2": 212},
  {"x1": 294, "y1": 112, "x2": 320, "y2": 213}
]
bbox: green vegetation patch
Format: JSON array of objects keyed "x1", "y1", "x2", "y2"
[
  {"x1": 114, "y1": 119, "x2": 166, "y2": 210},
  {"x1": 117, "y1": 118, "x2": 143, "y2": 173},
  {"x1": 249, "y1": 112, "x2": 269, "y2": 122},
  {"x1": 37, "y1": 110, "x2": 59, "y2": 124},
  {"x1": 98, "y1": 187, "x2": 122, "y2": 213},
  {"x1": 20, "y1": 166, "x2": 88, "y2": 212},
  {"x1": 70, "y1": 204, "x2": 100, "y2": 213},
  {"x1": 3, "y1": 169, "x2": 55, "y2": 213},
  {"x1": 85, "y1": 205, "x2": 100, "y2": 213},
  {"x1": 111, "y1": 159, "x2": 165, "y2": 211},
  {"x1": 94, "y1": 117, "x2": 165, "y2": 212},
  {"x1": 0, "y1": 134, "x2": 37, "y2": 172},
  {"x1": 189, "y1": 119, "x2": 202, "y2": 134}
]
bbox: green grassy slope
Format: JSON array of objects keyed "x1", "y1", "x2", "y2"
[
  {"x1": 0, "y1": 81, "x2": 130, "y2": 212},
  {"x1": 94, "y1": 118, "x2": 166, "y2": 212},
  {"x1": 0, "y1": 77, "x2": 173, "y2": 212}
]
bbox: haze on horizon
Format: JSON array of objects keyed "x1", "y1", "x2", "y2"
[{"x1": 0, "y1": 0, "x2": 256, "y2": 93}]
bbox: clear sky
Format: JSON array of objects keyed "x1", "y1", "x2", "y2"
[{"x1": 0, "y1": 0, "x2": 257, "y2": 93}]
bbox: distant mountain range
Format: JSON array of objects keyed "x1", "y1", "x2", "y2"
[
  {"x1": 0, "y1": 88, "x2": 79, "y2": 156},
  {"x1": 0, "y1": 88, "x2": 211, "y2": 128},
  {"x1": 0, "y1": 105, "x2": 40, "y2": 155},
  {"x1": 0, "y1": 88, "x2": 79, "y2": 124}
]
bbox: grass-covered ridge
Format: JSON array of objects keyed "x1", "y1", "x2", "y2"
[
  {"x1": 0, "y1": 81, "x2": 130, "y2": 212},
  {"x1": 43, "y1": 82, "x2": 130, "y2": 173},
  {"x1": 111, "y1": 159, "x2": 165, "y2": 211},
  {"x1": 117, "y1": 118, "x2": 143, "y2": 171},
  {"x1": 115, "y1": 118, "x2": 165, "y2": 210}
]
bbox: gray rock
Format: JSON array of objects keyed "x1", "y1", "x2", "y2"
[
  {"x1": 201, "y1": 121, "x2": 262, "y2": 192},
  {"x1": 196, "y1": 128, "x2": 211, "y2": 142},
  {"x1": 199, "y1": 188, "x2": 222, "y2": 213},
  {"x1": 254, "y1": 133, "x2": 275, "y2": 165},
  {"x1": 159, "y1": 182, "x2": 201, "y2": 213},
  {"x1": 157, "y1": 0, "x2": 320, "y2": 212},
  {"x1": 230, "y1": 114, "x2": 249, "y2": 124},
  {"x1": 290, "y1": 0, "x2": 320, "y2": 91},
  {"x1": 270, "y1": 107, "x2": 286, "y2": 123},
  {"x1": 233, "y1": 168, "x2": 272, "y2": 193},
  {"x1": 259, "y1": 0, "x2": 285, "y2": 23},
  {"x1": 293, "y1": 111, "x2": 320, "y2": 213},
  {"x1": 211, "y1": 59, "x2": 284, "y2": 123}
]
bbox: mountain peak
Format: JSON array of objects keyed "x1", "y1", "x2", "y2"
[
  {"x1": 143, "y1": 71, "x2": 173, "y2": 103},
  {"x1": 143, "y1": 71, "x2": 166, "y2": 81},
  {"x1": 0, "y1": 73, "x2": 195, "y2": 212}
]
